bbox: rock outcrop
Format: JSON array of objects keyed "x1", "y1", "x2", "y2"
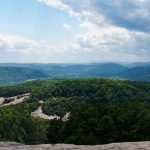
[
  {"x1": 1, "y1": 142, "x2": 150, "y2": 150},
  {"x1": 0, "y1": 93, "x2": 30, "y2": 107}
]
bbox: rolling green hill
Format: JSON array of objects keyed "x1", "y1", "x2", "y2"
[{"x1": 0, "y1": 67, "x2": 49, "y2": 85}]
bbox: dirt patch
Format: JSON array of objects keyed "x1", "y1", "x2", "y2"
[{"x1": 31, "y1": 106, "x2": 60, "y2": 120}]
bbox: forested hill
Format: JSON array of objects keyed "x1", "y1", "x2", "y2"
[
  {"x1": 0, "y1": 63, "x2": 149, "y2": 85},
  {"x1": 120, "y1": 66, "x2": 150, "y2": 81},
  {"x1": 0, "y1": 78, "x2": 149, "y2": 101},
  {"x1": 0, "y1": 67, "x2": 49, "y2": 85},
  {"x1": 0, "y1": 78, "x2": 150, "y2": 145}
]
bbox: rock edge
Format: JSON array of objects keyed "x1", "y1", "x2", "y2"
[{"x1": 1, "y1": 141, "x2": 150, "y2": 150}]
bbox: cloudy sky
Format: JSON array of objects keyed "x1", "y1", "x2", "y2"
[{"x1": 0, "y1": 0, "x2": 149, "y2": 63}]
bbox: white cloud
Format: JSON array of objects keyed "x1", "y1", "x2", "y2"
[
  {"x1": 0, "y1": 33, "x2": 149, "y2": 63},
  {"x1": 0, "y1": 34, "x2": 85, "y2": 63},
  {"x1": 0, "y1": 34, "x2": 58, "y2": 54},
  {"x1": 37, "y1": 0, "x2": 150, "y2": 61},
  {"x1": 78, "y1": 21, "x2": 150, "y2": 56},
  {"x1": 1, "y1": 0, "x2": 149, "y2": 63},
  {"x1": 38, "y1": 0, "x2": 67, "y2": 10},
  {"x1": 38, "y1": 0, "x2": 83, "y2": 17},
  {"x1": 39, "y1": 0, "x2": 150, "y2": 32}
]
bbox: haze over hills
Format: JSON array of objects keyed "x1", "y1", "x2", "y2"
[
  {"x1": 0, "y1": 62, "x2": 149, "y2": 85},
  {"x1": 127, "y1": 62, "x2": 150, "y2": 68}
]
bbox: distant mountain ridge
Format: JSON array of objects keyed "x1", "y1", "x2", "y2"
[{"x1": 0, "y1": 62, "x2": 149, "y2": 85}]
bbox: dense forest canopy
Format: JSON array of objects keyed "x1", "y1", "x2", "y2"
[{"x1": 0, "y1": 78, "x2": 150, "y2": 145}]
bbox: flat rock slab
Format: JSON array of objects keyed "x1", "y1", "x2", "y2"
[{"x1": 1, "y1": 142, "x2": 150, "y2": 150}]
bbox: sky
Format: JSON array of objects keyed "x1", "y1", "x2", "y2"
[{"x1": 0, "y1": 0, "x2": 149, "y2": 63}]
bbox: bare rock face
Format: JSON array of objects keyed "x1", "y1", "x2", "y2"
[{"x1": 1, "y1": 142, "x2": 150, "y2": 150}]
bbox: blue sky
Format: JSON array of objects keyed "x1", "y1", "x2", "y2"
[
  {"x1": 0, "y1": 0, "x2": 149, "y2": 63},
  {"x1": 0, "y1": 0, "x2": 80, "y2": 43}
]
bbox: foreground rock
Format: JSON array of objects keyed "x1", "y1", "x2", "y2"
[{"x1": 1, "y1": 142, "x2": 150, "y2": 150}]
